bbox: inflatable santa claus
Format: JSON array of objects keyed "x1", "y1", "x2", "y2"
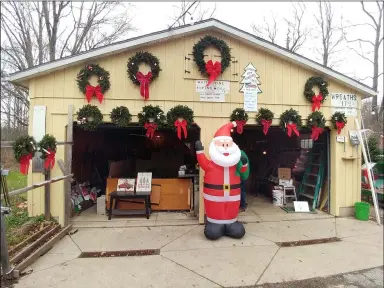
[{"x1": 195, "y1": 121, "x2": 249, "y2": 240}]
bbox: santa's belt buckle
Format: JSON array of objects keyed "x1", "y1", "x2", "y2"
[{"x1": 223, "y1": 184, "x2": 230, "y2": 190}]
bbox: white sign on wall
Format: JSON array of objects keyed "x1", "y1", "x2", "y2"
[
  {"x1": 240, "y1": 63, "x2": 261, "y2": 112},
  {"x1": 331, "y1": 93, "x2": 357, "y2": 117},
  {"x1": 32, "y1": 106, "x2": 46, "y2": 142},
  {"x1": 196, "y1": 80, "x2": 230, "y2": 102}
]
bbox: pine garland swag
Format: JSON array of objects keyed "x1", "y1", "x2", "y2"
[
  {"x1": 331, "y1": 111, "x2": 347, "y2": 135},
  {"x1": 38, "y1": 134, "x2": 57, "y2": 170},
  {"x1": 12, "y1": 135, "x2": 37, "y2": 174},
  {"x1": 76, "y1": 104, "x2": 103, "y2": 131},
  {"x1": 229, "y1": 108, "x2": 248, "y2": 134},
  {"x1": 110, "y1": 106, "x2": 132, "y2": 127},
  {"x1": 166, "y1": 105, "x2": 194, "y2": 140},
  {"x1": 76, "y1": 64, "x2": 110, "y2": 103},
  {"x1": 304, "y1": 76, "x2": 329, "y2": 111},
  {"x1": 256, "y1": 108, "x2": 274, "y2": 135},
  {"x1": 307, "y1": 111, "x2": 326, "y2": 141},
  {"x1": 280, "y1": 108, "x2": 302, "y2": 137},
  {"x1": 138, "y1": 105, "x2": 165, "y2": 139}
]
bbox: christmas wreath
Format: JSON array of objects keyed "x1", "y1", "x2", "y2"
[
  {"x1": 229, "y1": 108, "x2": 248, "y2": 134},
  {"x1": 110, "y1": 106, "x2": 132, "y2": 127},
  {"x1": 12, "y1": 135, "x2": 37, "y2": 175},
  {"x1": 280, "y1": 108, "x2": 302, "y2": 137},
  {"x1": 331, "y1": 111, "x2": 347, "y2": 135},
  {"x1": 192, "y1": 35, "x2": 231, "y2": 86},
  {"x1": 166, "y1": 105, "x2": 194, "y2": 140},
  {"x1": 127, "y1": 51, "x2": 161, "y2": 100},
  {"x1": 138, "y1": 105, "x2": 165, "y2": 139},
  {"x1": 76, "y1": 104, "x2": 103, "y2": 131},
  {"x1": 307, "y1": 111, "x2": 326, "y2": 141},
  {"x1": 304, "y1": 76, "x2": 329, "y2": 111},
  {"x1": 256, "y1": 108, "x2": 274, "y2": 135},
  {"x1": 38, "y1": 134, "x2": 57, "y2": 170},
  {"x1": 76, "y1": 64, "x2": 110, "y2": 103}
]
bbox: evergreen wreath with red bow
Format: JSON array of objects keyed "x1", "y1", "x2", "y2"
[
  {"x1": 304, "y1": 76, "x2": 329, "y2": 111},
  {"x1": 38, "y1": 134, "x2": 57, "y2": 170},
  {"x1": 256, "y1": 108, "x2": 274, "y2": 135},
  {"x1": 280, "y1": 108, "x2": 302, "y2": 137},
  {"x1": 166, "y1": 105, "x2": 194, "y2": 140},
  {"x1": 192, "y1": 35, "x2": 231, "y2": 86},
  {"x1": 76, "y1": 64, "x2": 110, "y2": 103},
  {"x1": 12, "y1": 135, "x2": 37, "y2": 175},
  {"x1": 331, "y1": 111, "x2": 347, "y2": 135},
  {"x1": 127, "y1": 51, "x2": 161, "y2": 100},
  {"x1": 307, "y1": 111, "x2": 326, "y2": 141},
  {"x1": 229, "y1": 108, "x2": 248, "y2": 134},
  {"x1": 138, "y1": 105, "x2": 166, "y2": 139}
]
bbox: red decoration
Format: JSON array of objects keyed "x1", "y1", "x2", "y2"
[
  {"x1": 205, "y1": 60, "x2": 222, "y2": 86},
  {"x1": 85, "y1": 85, "x2": 103, "y2": 103},
  {"x1": 136, "y1": 71, "x2": 152, "y2": 100},
  {"x1": 174, "y1": 119, "x2": 188, "y2": 140},
  {"x1": 235, "y1": 120, "x2": 246, "y2": 134},
  {"x1": 19, "y1": 153, "x2": 32, "y2": 175},
  {"x1": 261, "y1": 119, "x2": 272, "y2": 135},
  {"x1": 44, "y1": 148, "x2": 56, "y2": 170},
  {"x1": 311, "y1": 126, "x2": 324, "y2": 141},
  {"x1": 287, "y1": 123, "x2": 300, "y2": 137},
  {"x1": 336, "y1": 121, "x2": 345, "y2": 135},
  {"x1": 311, "y1": 94, "x2": 323, "y2": 111},
  {"x1": 144, "y1": 122, "x2": 158, "y2": 139}
]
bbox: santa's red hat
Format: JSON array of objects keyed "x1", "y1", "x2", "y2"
[{"x1": 213, "y1": 122, "x2": 237, "y2": 141}]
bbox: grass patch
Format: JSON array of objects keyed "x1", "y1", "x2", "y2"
[{"x1": 6, "y1": 170, "x2": 27, "y2": 191}]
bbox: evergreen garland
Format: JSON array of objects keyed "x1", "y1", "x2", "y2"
[
  {"x1": 255, "y1": 108, "x2": 274, "y2": 124},
  {"x1": 303, "y1": 76, "x2": 329, "y2": 103},
  {"x1": 138, "y1": 105, "x2": 166, "y2": 127},
  {"x1": 76, "y1": 104, "x2": 103, "y2": 131},
  {"x1": 110, "y1": 106, "x2": 132, "y2": 127},
  {"x1": 76, "y1": 64, "x2": 110, "y2": 93},
  {"x1": 38, "y1": 134, "x2": 57, "y2": 160},
  {"x1": 12, "y1": 135, "x2": 37, "y2": 162},
  {"x1": 229, "y1": 108, "x2": 249, "y2": 122},
  {"x1": 166, "y1": 105, "x2": 194, "y2": 128},
  {"x1": 307, "y1": 111, "x2": 326, "y2": 128},
  {"x1": 279, "y1": 108, "x2": 302, "y2": 131},
  {"x1": 331, "y1": 111, "x2": 347, "y2": 128},
  {"x1": 127, "y1": 51, "x2": 161, "y2": 85}
]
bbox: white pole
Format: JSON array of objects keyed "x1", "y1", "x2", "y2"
[{"x1": 355, "y1": 118, "x2": 381, "y2": 225}]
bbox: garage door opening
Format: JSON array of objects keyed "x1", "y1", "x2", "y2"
[{"x1": 232, "y1": 125, "x2": 330, "y2": 214}]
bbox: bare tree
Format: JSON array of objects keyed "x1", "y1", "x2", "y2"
[
  {"x1": 313, "y1": 1, "x2": 345, "y2": 68},
  {"x1": 169, "y1": 1, "x2": 216, "y2": 28}
]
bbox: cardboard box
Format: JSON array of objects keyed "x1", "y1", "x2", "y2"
[{"x1": 278, "y1": 168, "x2": 291, "y2": 180}]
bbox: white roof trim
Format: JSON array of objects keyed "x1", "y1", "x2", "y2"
[{"x1": 9, "y1": 19, "x2": 376, "y2": 97}]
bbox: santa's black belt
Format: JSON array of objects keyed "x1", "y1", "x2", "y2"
[{"x1": 204, "y1": 183, "x2": 241, "y2": 190}]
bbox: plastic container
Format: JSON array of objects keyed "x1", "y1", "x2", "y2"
[
  {"x1": 354, "y1": 202, "x2": 370, "y2": 221},
  {"x1": 272, "y1": 190, "x2": 284, "y2": 206}
]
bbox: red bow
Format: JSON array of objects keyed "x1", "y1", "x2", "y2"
[
  {"x1": 287, "y1": 123, "x2": 300, "y2": 137},
  {"x1": 44, "y1": 148, "x2": 56, "y2": 170},
  {"x1": 144, "y1": 122, "x2": 158, "y2": 139},
  {"x1": 311, "y1": 126, "x2": 324, "y2": 141},
  {"x1": 336, "y1": 121, "x2": 345, "y2": 135},
  {"x1": 136, "y1": 72, "x2": 152, "y2": 100},
  {"x1": 205, "y1": 60, "x2": 222, "y2": 86},
  {"x1": 85, "y1": 85, "x2": 104, "y2": 103},
  {"x1": 311, "y1": 94, "x2": 323, "y2": 111},
  {"x1": 261, "y1": 119, "x2": 272, "y2": 135},
  {"x1": 19, "y1": 153, "x2": 33, "y2": 175},
  {"x1": 235, "y1": 120, "x2": 247, "y2": 134},
  {"x1": 174, "y1": 119, "x2": 188, "y2": 140}
]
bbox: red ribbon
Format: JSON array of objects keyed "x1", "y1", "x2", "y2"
[
  {"x1": 287, "y1": 123, "x2": 300, "y2": 137},
  {"x1": 336, "y1": 121, "x2": 345, "y2": 135},
  {"x1": 144, "y1": 122, "x2": 158, "y2": 139},
  {"x1": 174, "y1": 119, "x2": 188, "y2": 140},
  {"x1": 136, "y1": 71, "x2": 152, "y2": 100},
  {"x1": 44, "y1": 148, "x2": 56, "y2": 170},
  {"x1": 85, "y1": 85, "x2": 104, "y2": 103},
  {"x1": 235, "y1": 120, "x2": 247, "y2": 134},
  {"x1": 19, "y1": 153, "x2": 32, "y2": 175},
  {"x1": 311, "y1": 126, "x2": 324, "y2": 141},
  {"x1": 311, "y1": 94, "x2": 323, "y2": 111},
  {"x1": 261, "y1": 119, "x2": 272, "y2": 135},
  {"x1": 205, "y1": 60, "x2": 222, "y2": 86}
]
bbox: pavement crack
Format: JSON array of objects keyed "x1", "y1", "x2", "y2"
[
  {"x1": 159, "y1": 225, "x2": 199, "y2": 250},
  {"x1": 254, "y1": 246, "x2": 280, "y2": 286}
]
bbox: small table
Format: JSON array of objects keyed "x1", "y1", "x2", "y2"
[{"x1": 108, "y1": 191, "x2": 151, "y2": 220}]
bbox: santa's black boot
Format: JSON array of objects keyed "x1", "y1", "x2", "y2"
[
  {"x1": 204, "y1": 221, "x2": 225, "y2": 240},
  {"x1": 225, "y1": 221, "x2": 246, "y2": 239}
]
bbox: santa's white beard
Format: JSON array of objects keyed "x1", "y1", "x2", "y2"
[{"x1": 209, "y1": 140, "x2": 241, "y2": 167}]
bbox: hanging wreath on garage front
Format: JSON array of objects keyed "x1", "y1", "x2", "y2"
[
  {"x1": 13, "y1": 135, "x2": 37, "y2": 175},
  {"x1": 307, "y1": 111, "x2": 326, "y2": 141},
  {"x1": 76, "y1": 64, "x2": 110, "y2": 103},
  {"x1": 166, "y1": 105, "x2": 194, "y2": 140},
  {"x1": 280, "y1": 108, "x2": 302, "y2": 137},
  {"x1": 127, "y1": 51, "x2": 161, "y2": 100},
  {"x1": 304, "y1": 76, "x2": 329, "y2": 112},
  {"x1": 110, "y1": 106, "x2": 132, "y2": 128},
  {"x1": 256, "y1": 108, "x2": 274, "y2": 135},
  {"x1": 331, "y1": 111, "x2": 347, "y2": 135},
  {"x1": 138, "y1": 105, "x2": 165, "y2": 139},
  {"x1": 229, "y1": 108, "x2": 248, "y2": 134},
  {"x1": 76, "y1": 104, "x2": 103, "y2": 131},
  {"x1": 38, "y1": 134, "x2": 57, "y2": 170},
  {"x1": 192, "y1": 35, "x2": 231, "y2": 86}
]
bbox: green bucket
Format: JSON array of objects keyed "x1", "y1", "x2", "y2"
[{"x1": 354, "y1": 202, "x2": 370, "y2": 221}]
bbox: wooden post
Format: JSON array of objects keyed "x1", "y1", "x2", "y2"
[
  {"x1": 44, "y1": 169, "x2": 51, "y2": 221},
  {"x1": 64, "y1": 105, "x2": 74, "y2": 226}
]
